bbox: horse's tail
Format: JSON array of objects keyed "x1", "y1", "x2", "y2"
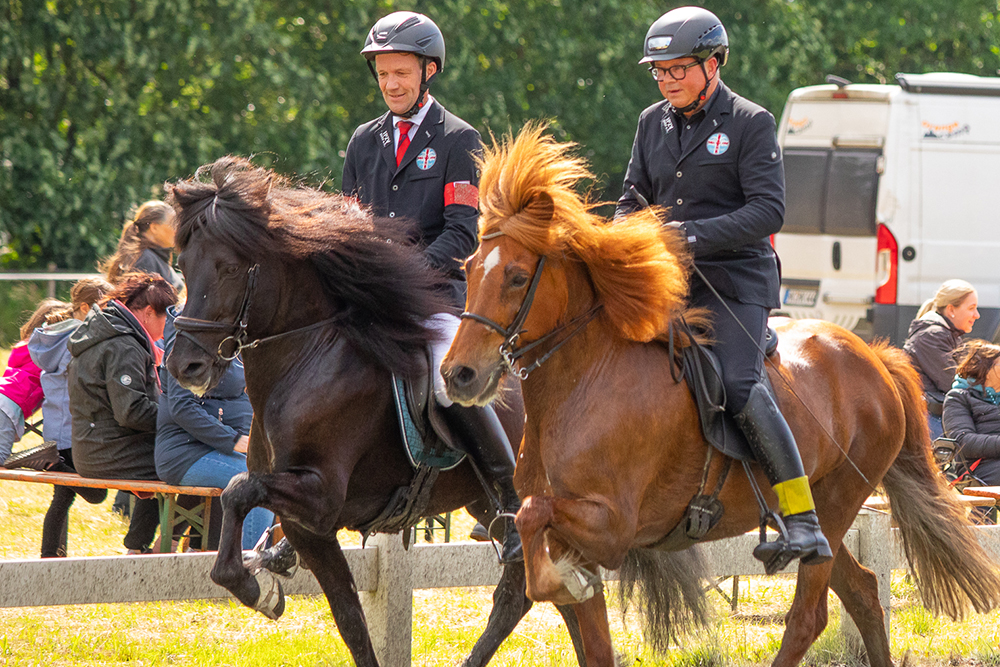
[
  {"x1": 874, "y1": 341, "x2": 1000, "y2": 619},
  {"x1": 617, "y1": 546, "x2": 710, "y2": 653}
]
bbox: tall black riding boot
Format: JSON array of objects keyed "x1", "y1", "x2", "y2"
[
  {"x1": 442, "y1": 404, "x2": 523, "y2": 564},
  {"x1": 735, "y1": 381, "x2": 833, "y2": 575}
]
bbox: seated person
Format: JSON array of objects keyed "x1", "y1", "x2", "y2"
[
  {"x1": 68, "y1": 272, "x2": 178, "y2": 554},
  {"x1": 1, "y1": 299, "x2": 69, "y2": 462},
  {"x1": 903, "y1": 279, "x2": 979, "y2": 440},
  {"x1": 156, "y1": 307, "x2": 273, "y2": 550},
  {"x1": 28, "y1": 277, "x2": 114, "y2": 557},
  {"x1": 943, "y1": 340, "x2": 1000, "y2": 488}
]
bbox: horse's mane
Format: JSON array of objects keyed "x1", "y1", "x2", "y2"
[
  {"x1": 478, "y1": 122, "x2": 696, "y2": 343},
  {"x1": 167, "y1": 156, "x2": 447, "y2": 376}
]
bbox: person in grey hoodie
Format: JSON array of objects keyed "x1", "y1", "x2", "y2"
[
  {"x1": 28, "y1": 277, "x2": 113, "y2": 557},
  {"x1": 68, "y1": 273, "x2": 178, "y2": 553}
]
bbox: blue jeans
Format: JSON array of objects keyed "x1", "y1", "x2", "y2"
[
  {"x1": 180, "y1": 450, "x2": 274, "y2": 550},
  {"x1": 927, "y1": 413, "x2": 944, "y2": 441}
]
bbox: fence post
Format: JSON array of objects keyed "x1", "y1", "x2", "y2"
[
  {"x1": 841, "y1": 509, "x2": 892, "y2": 650},
  {"x1": 47, "y1": 263, "x2": 57, "y2": 298},
  {"x1": 359, "y1": 532, "x2": 413, "y2": 666}
]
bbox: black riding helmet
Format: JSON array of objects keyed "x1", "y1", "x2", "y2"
[
  {"x1": 362, "y1": 11, "x2": 446, "y2": 118},
  {"x1": 641, "y1": 6, "x2": 729, "y2": 114}
]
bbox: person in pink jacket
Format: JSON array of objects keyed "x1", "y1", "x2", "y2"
[{"x1": 1, "y1": 300, "x2": 68, "y2": 461}]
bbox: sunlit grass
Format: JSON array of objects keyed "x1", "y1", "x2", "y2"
[{"x1": 3, "y1": 345, "x2": 1000, "y2": 664}]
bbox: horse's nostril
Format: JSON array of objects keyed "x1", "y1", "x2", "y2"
[{"x1": 455, "y1": 366, "x2": 477, "y2": 388}]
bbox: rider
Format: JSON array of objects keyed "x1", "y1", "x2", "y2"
[
  {"x1": 342, "y1": 11, "x2": 522, "y2": 563},
  {"x1": 615, "y1": 6, "x2": 832, "y2": 572}
]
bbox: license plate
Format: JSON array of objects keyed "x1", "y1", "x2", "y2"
[{"x1": 781, "y1": 280, "x2": 820, "y2": 307}]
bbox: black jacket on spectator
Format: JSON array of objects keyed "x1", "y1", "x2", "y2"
[
  {"x1": 903, "y1": 311, "x2": 964, "y2": 405},
  {"x1": 943, "y1": 382, "x2": 1000, "y2": 485},
  {"x1": 67, "y1": 301, "x2": 159, "y2": 480}
]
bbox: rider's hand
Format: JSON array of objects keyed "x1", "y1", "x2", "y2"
[{"x1": 234, "y1": 435, "x2": 250, "y2": 454}]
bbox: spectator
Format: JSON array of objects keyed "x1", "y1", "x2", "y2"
[
  {"x1": 68, "y1": 272, "x2": 178, "y2": 554},
  {"x1": 0, "y1": 299, "x2": 68, "y2": 462},
  {"x1": 903, "y1": 279, "x2": 980, "y2": 439},
  {"x1": 28, "y1": 277, "x2": 114, "y2": 557},
  {"x1": 100, "y1": 200, "x2": 184, "y2": 518},
  {"x1": 942, "y1": 340, "x2": 1000, "y2": 489},
  {"x1": 155, "y1": 308, "x2": 273, "y2": 550},
  {"x1": 101, "y1": 200, "x2": 184, "y2": 296}
]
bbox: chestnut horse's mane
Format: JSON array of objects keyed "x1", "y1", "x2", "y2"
[{"x1": 478, "y1": 122, "x2": 698, "y2": 343}]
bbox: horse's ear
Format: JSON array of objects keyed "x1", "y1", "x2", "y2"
[{"x1": 525, "y1": 191, "x2": 554, "y2": 221}]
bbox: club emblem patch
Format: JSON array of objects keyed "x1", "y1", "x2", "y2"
[
  {"x1": 416, "y1": 148, "x2": 437, "y2": 170},
  {"x1": 120, "y1": 374, "x2": 132, "y2": 386},
  {"x1": 706, "y1": 132, "x2": 730, "y2": 156}
]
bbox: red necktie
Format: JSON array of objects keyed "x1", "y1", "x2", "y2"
[{"x1": 396, "y1": 120, "x2": 413, "y2": 167}]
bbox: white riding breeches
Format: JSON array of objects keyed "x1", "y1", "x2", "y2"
[{"x1": 427, "y1": 312, "x2": 461, "y2": 407}]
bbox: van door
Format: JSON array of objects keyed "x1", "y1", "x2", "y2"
[{"x1": 775, "y1": 145, "x2": 881, "y2": 333}]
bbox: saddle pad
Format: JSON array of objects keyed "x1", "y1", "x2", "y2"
[{"x1": 392, "y1": 374, "x2": 465, "y2": 471}]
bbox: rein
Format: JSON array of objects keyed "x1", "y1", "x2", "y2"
[
  {"x1": 174, "y1": 263, "x2": 340, "y2": 361},
  {"x1": 461, "y1": 237, "x2": 603, "y2": 380}
]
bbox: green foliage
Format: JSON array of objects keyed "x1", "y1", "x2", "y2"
[{"x1": 1, "y1": 0, "x2": 998, "y2": 274}]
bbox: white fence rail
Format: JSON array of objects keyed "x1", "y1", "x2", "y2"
[{"x1": 2, "y1": 511, "x2": 999, "y2": 665}]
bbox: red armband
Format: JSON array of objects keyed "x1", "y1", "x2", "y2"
[{"x1": 444, "y1": 181, "x2": 479, "y2": 209}]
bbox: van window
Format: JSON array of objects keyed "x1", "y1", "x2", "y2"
[{"x1": 783, "y1": 148, "x2": 880, "y2": 236}]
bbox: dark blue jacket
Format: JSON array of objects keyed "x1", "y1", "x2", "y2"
[
  {"x1": 616, "y1": 82, "x2": 785, "y2": 308},
  {"x1": 342, "y1": 98, "x2": 481, "y2": 309},
  {"x1": 155, "y1": 308, "x2": 252, "y2": 485}
]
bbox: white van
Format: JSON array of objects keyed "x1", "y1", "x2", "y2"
[{"x1": 772, "y1": 72, "x2": 1000, "y2": 344}]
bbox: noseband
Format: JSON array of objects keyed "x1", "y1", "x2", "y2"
[
  {"x1": 460, "y1": 234, "x2": 602, "y2": 380},
  {"x1": 174, "y1": 264, "x2": 340, "y2": 361}
]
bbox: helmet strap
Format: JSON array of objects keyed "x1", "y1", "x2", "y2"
[
  {"x1": 675, "y1": 59, "x2": 714, "y2": 116},
  {"x1": 400, "y1": 57, "x2": 435, "y2": 118}
]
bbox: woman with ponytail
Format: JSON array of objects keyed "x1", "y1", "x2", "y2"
[
  {"x1": 101, "y1": 201, "x2": 184, "y2": 295},
  {"x1": 903, "y1": 279, "x2": 980, "y2": 439}
]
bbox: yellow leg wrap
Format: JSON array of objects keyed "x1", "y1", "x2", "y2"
[{"x1": 773, "y1": 476, "x2": 815, "y2": 516}]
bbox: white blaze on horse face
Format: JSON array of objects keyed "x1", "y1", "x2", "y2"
[{"x1": 481, "y1": 245, "x2": 501, "y2": 283}]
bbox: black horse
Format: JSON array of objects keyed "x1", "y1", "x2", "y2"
[{"x1": 164, "y1": 157, "x2": 586, "y2": 667}]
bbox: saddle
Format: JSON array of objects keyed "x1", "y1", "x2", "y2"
[
  {"x1": 357, "y1": 347, "x2": 466, "y2": 544},
  {"x1": 680, "y1": 325, "x2": 779, "y2": 463},
  {"x1": 648, "y1": 324, "x2": 779, "y2": 553}
]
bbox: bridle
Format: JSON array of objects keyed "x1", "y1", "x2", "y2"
[
  {"x1": 173, "y1": 263, "x2": 340, "y2": 362},
  {"x1": 460, "y1": 232, "x2": 602, "y2": 380}
]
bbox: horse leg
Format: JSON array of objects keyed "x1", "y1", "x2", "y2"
[
  {"x1": 573, "y1": 586, "x2": 617, "y2": 667},
  {"x1": 210, "y1": 469, "x2": 343, "y2": 619},
  {"x1": 555, "y1": 603, "x2": 590, "y2": 667},
  {"x1": 829, "y1": 547, "x2": 893, "y2": 667},
  {"x1": 281, "y1": 522, "x2": 380, "y2": 667},
  {"x1": 771, "y1": 560, "x2": 834, "y2": 667},
  {"x1": 460, "y1": 560, "x2": 532, "y2": 667}
]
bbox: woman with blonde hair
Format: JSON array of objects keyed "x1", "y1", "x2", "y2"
[
  {"x1": 903, "y1": 279, "x2": 980, "y2": 439},
  {"x1": 101, "y1": 200, "x2": 183, "y2": 294}
]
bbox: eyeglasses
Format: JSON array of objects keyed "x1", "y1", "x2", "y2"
[{"x1": 648, "y1": 61, "x2": 701, "y2": 82}]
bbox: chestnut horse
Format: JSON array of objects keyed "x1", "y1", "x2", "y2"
[
  {"x1": 441, "y1": 124, "x2": 1000, "y2": 667},
  {"x1": 163, "y1": 157, "x2": 588, "y2": 667}
]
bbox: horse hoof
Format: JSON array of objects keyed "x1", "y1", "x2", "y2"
[{"x1": 252, "y1": 570, "x2": 286, "y2": 620}]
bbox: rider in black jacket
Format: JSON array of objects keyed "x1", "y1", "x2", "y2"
[
  {"x1": 342, "y1": 12, "x2": 521, "y2": 563},
  {"x1": 616, "y1": 6, "x2": 831, "y2": 573}
]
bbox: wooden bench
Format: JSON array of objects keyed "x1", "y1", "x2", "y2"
[{"x1": 0, "y1": 469, "x2": 222, "y2": 553}]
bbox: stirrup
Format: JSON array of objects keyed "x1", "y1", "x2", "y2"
[
  {"x1": 487, "y1": 511, "x2": 523, "y2": 564},
  {"x1": 752, "y1": 510, "x2": 799, "y2": 575}
]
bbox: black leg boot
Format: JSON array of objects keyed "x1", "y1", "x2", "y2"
[
  {"x1": 735, "y1": 381, "x2": 833, "y2": 574},
  {"x1": 443, "y1": 404, "x2": 523, "y2": 564}
]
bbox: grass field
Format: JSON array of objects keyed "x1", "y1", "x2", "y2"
[{"x1": 4, "y1": 346, "x2": 1000, "y2": 665}]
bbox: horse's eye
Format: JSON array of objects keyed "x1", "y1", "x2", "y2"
[
  {"x1": 509, "y1": 273, "x2": 529, "y2": 290},
  {"x1": 221, "y1": 264, "x2": 240, "y2": 277}
]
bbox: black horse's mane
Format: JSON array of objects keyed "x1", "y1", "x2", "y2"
[{"x1": 168, "y1": 156, "x2": 449, "y2": 376}]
